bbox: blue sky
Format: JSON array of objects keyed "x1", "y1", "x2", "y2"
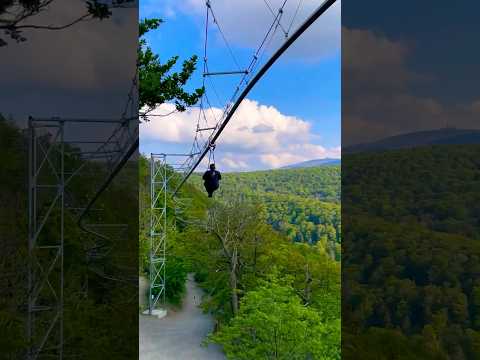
[{"x1": 139, "y1": 0, "x2": 340, "y2": 171}]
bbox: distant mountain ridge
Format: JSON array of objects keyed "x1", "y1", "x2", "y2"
[
  {"x1": 344, "y1": 128, "x2": 480, "y2": 153},
  {"x1": 282, "y1": 158, "x2": 341, "y2": 169}
]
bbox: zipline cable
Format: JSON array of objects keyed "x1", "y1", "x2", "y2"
[
  {"x1": 263, "y1": 0, "x2": 288, "y2": 36},
  {"x1": 227, "y1": 0, "x2": 289, "y2": 107},
  {"x1": 188, "y1": 0, "x2": 289, "y2": 161},
  {"x1": 78, "y1": 72, "x2": 138, "y2": 238},
  {"x1": 174, "y1": 0, "x2": 337, "y2": 195},
  {"x1": 287, "y1": 0, "x2": 304, "y2": 35}
]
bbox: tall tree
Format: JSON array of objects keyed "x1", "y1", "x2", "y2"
[{"x1": 205, "y1": 201, "x2": 267, "y2": 315}]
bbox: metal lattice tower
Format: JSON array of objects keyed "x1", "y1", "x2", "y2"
[
  {"x1": 148, "y1": 154, "x2": 167, "y2": 313},
  {"x1": 26, "y1": 69, "x2": 137, "y2": 359},
  {"x1": 148, "y1": 153, "x2": 195, "y2": 315},
  {"x1": 28, "y1": 119, "x2": 65, "y2": 360},
  {"x1": 27, "y1": 113, "x2": 138, "y2": 358}
]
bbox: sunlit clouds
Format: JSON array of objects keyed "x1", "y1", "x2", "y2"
[{"x1": 140, "y1": 99, "x2": 340, "y2": 171}]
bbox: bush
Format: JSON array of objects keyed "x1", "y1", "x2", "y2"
[{"x1": 151, "y1": 256, "x2": 188, "y2": 305}]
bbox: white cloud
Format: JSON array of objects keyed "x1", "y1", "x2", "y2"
[
  {"x1": 260, "y1": 144, "x2": 340, "y2": 168},
  {"x1": 342, "y1": 27, "x2": 451, "y2": 146},
  {"x1": 165, "y1": 0, "x2": 340, "y2": 62},
  {"x1": 342, "y1": 27, "x2": 407, "y2": 73},
  {"x1": 141, "y1": 99, "x2": 311, "y2": 151},
  {"x1": 140, "y1": 99, "x2": 339, "y2": 171},
  {"x1": 221, "y1": 154, "x2": 250, "y2": 169}
]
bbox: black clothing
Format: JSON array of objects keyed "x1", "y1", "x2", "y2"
[{"x1": 202, "y1": 169, "x2": 221, "y2": 197}]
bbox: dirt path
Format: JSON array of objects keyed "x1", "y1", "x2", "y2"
[{"x1": 139, "y1": 274, "x2": 225, "y2": 360}]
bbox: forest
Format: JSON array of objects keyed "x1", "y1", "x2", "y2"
[
  {"x1": 343, "y1": 145, "x2": 480, "y2": 359},
  {"x1": 191, "y1": 166, "x2": 341, "y2": 260},
  {"x1": 139, "y1": 157, "x2": 341, "y2": 359},
  {"x1": 0, "y1": 117, "x2": 139, "y2": 358}
]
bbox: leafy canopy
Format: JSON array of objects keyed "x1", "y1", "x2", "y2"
[
  {"x1": 138, "y1": 18, "x2": 204, "y2": 114},
  {"x1": 208, "y1": 276, "x2": 341, "y2": 360}
]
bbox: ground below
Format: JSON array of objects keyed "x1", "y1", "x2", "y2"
[{"x1": 139, "y1": 274, "x2": 225, "y2": 360}]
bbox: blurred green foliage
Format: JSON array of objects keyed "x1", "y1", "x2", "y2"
[{"x1": 343, "y1": 145, "x2": 480, "y2": 359}]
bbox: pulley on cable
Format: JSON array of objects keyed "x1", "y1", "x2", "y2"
[{"x1": 202, "y1": 143, "x2": 221, "y2": 198}]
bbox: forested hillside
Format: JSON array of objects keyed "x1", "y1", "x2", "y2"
[
  {"x1": 343, "y1": 145, "x2": 480, "y2": 359},
  {"x1": 191, "y1": 166, "x2": 341, "y2": 259},
  {"x1": 139, "y1": 157, "x2": 341, "y2": 359},
  {"x1": 202, "y1": 166, "x2": 340, "y2": 201},
  {"x1": 0, "y1": 118, "x2": 138, "y2": 358}
]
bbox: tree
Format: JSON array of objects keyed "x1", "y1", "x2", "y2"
[
  {"x1": 138, "y1": 18, "x2": 204, "y2": 117},
  {"x1": 208, "y1": 277, "x2": 340, "y2": 360},
  {"x1": 0, "y1": 0, "x2": 133, "y2": 46},
  {"x1": 205, "y1": 201, "x2": 267, "y2": 315}
]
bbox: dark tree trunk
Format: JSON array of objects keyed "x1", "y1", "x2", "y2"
[{"x1": 230, "y1": 247, "x2": 239, "y2": 315}]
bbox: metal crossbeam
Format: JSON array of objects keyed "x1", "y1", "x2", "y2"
[
  {"x1": 197, "y1": 126, "x2": 216, "y2": 132},
  {"x1": 203, "y1": 70, "x2": 248, "y2": 76}
]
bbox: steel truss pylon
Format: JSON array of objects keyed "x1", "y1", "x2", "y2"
[
  {"x1": 149, "y1": 154, "x2": 167, "y2": 313},
  {"x1": 27, "y1": 115, "x2": 138, "y2": 359},
  {"x1": 28, "y1": 119, "x2": 65, "y2": 360},
  {"x1": 148, "y1": 153, "x2": 194, "y2": 314}
]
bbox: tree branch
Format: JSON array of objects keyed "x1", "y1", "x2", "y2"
[
  {"x1": 0, "y1": 0, "x2": 135, "y2": 46},
  {"x1": 211, "y1": 228, "x2": 232, "y2": 261},
  {"x1": 7, "y1": 12, "x2": 91, "y2": 30}
]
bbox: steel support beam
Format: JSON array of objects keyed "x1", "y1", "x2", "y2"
[{"x1": 203, "y1": 70, "x2": 248, "y2": 76}]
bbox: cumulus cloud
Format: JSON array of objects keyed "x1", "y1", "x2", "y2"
[
  {"x1": 343, "y1": 27, "x2": 480, "y2": 146},
  {"x1": 140, "y1": 99, "x2": 339, "y2": 171},
  {"x1": 343, "y1": 28, "x2": 407, "y2": 71},
  {"x1": 163, "y1": 0, "x2": 340, "y2": 62},
  {"x1": 141, "y1": 99, "x2": 311, "y2": 151},
  {"x1": 342, "y1": 27, "x2": 455, "y2": 146},
  {"x1": 260, "y1": 144, "x2": 341, "y2": 168},
  {"x1": 221, "y1": 154, "x2": 250, "y2": 170}
]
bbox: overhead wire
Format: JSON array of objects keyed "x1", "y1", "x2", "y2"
[
  {"x1": 262, "y1": 0, "x2": 289, "y2": 37},
  {"x1": 287, "y1": 0, "x2": 304, "y2": 35},
  {"x1": 175, "y1": 0, "x2": 337, "y2": 194},
  {"x1": 206, "y1": 0, "x2": 243, "y2": 72},
  {"x1": 229, "y1": 0, "x2": 289, "y2": 105},
  {"x1": 182, "y1": 0, "x2": 330, "y2": 184},
  {"x1": 205, "y1": 63, "x2": 227, "y2": 108},
  {"x1": 183, "y1": 0, "x2": 291, "y2": 177},
  {"x1": 78, "y1": 70, "x2": 139, "y2": 240}
]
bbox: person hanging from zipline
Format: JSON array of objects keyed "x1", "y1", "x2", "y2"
[
  {"x1": 203, "y1": 163, "x2": 221, "y2": 198},
  {"x1": 202, "y1": 143, "x2": 221, "y2": 197}
]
